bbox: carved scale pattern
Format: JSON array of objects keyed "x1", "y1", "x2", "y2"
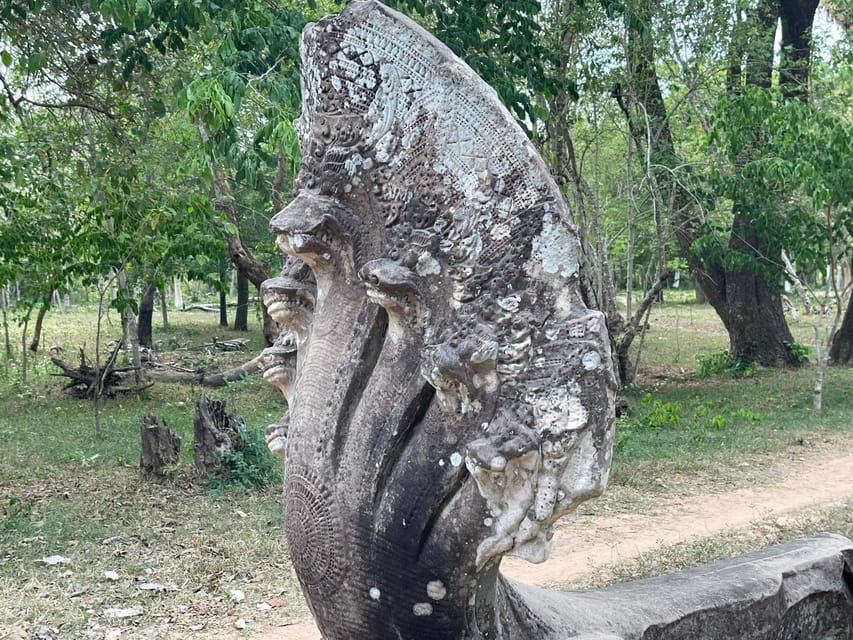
[
  {"x1": 283, "y1": 471, "x2": 343, "y2": 596},
  {"x1": 297, "y1": 0, "x2": 613, "y2": 566}
]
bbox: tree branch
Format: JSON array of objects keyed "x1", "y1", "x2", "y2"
[{"x1": 0, "y1": 70, "x2": 116, "y2": 119}]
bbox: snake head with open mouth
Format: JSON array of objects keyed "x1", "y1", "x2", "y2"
[
  {"x1": 359, "y1": 258, "x2": 428, "y2": 333},
  {"x1": 270, "y1": 193, "x2": 359, "y2": 280},
  {"x1": 261, "y1": 276, "x2": 316, "y2": 346}
]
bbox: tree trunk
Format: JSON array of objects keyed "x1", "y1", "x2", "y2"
[
  {"x1": 722, "y1": 266, "x2": 797, "y2": 365},
  {"x1": 2, "y1": 286, "x2": 11, "y2": 359},
  {"x1": 137, "y1": 284, "x2": 155, "y2": 348},
  {"x1": 193, "y1": 394, "x2": 243, "y2": 476},
  {"x1": 28, "y1": 292, "x2": 52, "y2": 352},
  {"x1": 829, "y1": 282, "x2": 853, "y2": 364},
  {"x1": 139, "y1": 413, "x2": 181, "y2": 479},
  {"x1": 219, "y1": 258, "x2": 229, "y2": 328},
  {"x1": 173, "y1": 276, "x2": 184, "y2": 310},
  {"x1": 158, "y1": 285, "x2": 168, "y2": 328},
  {"x1": 615, "y1": 0, "x2": 799, "y2": 368},
  {"x1": 20, "y1": 313, "x2": 29, "y2": 385},
  {"x1": 714, "y1": 218, "x2": 799, "y2": 366},
  {"x1": 779, "y1": 0, "x2": 821, "y2": 100},
  {"x1": 744, "y1": 0, "x2": 779, "y2": 89},
  {"x1": 615, "y1": 271, "x2": 669, "y2": 383},
  {"x1": 115, "y1": 264, "x2": 143, "y2": 383},
  {"x1": 233, "y1": 269, "x2": 249, "y2": 331}
]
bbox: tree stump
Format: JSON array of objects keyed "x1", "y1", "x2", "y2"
[
  {"x1": 193, "y1": 394, "x2": 244, "y2": 476},
  {"x1": 139, "y1": 413, "x2": 181, "y2": 479}
]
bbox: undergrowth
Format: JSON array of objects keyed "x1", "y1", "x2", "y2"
[
  {"x1": 695, "y1": 349, "x2": 758, "y2": 378},
  {"x1": 614, "y1": 393, "x2": 765, "y2": 455},
  {"x1": 205, "y1": 424, "x2": 282, "y2": 494}
]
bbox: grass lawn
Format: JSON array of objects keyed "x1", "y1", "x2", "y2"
[
  {"x1": 1, "y1": 294, "x2": 852, "y2": 637},
  {"x1": 1, "y1": 306, "x2": 309, "y2": 637}
]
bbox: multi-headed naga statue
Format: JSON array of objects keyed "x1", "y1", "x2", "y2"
[{"x1": 261, "y1": 2, "x2": 853, "y2": 639}]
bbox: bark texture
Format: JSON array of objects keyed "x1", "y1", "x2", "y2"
[
  {"x1": 192, "y1": 394, "x2": 242, "y2": 476},
  {"x1": 137, "y1": 284, "x2": 155, "y2": 348},
  {"x1": 234, "y1": 269, "x2": 249, "y2": 331},
  {"x1": 219, "y1": 257, "x2": 229, "y2": 328},
  {"x1": 830, "y1": 287, "x2": 853, "y2": 364},
  {"x1": 779, "y1": 0, "x2": 821, "y2": 99},
  {"x1": 139, "y1": 413, "x2": 181, "y2": 479}
]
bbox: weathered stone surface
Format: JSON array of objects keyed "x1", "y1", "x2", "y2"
[
  {"x1": 262, "y1": 2, "x2": 853, "y2": 639},
  {"x1": 503, "y1": 532, "x2": 853, "y2": 639},
  {"x1": 267, "y1": 1, "x2": 614, "y2": 635}
]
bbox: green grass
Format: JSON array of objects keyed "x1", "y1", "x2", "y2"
[
  {"x1": 618, "y1": 289, "x2": 822, "y2": 370},
  {"x1": 612, "y1": 292, "x2": 853, "y2": 486},
  {"x1": 0, "y1": 305, "x2": 282, "y2": 479},
  {"x1": 0, "y1": 370, "x2": 285, "y2": 486},
  {"x1": 1, "y1": 293, "x2": 852, "y2": 635},
  {"x1": 0, "y1": 306, "x2": 305, "y2": 637}
]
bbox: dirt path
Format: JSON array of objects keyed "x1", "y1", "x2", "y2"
[
  {"x1": 502, "y1": 449, "x2": 853, "y2": 586},
  {"x1": 250, "y1": 444, "x2": 853, "y2": 640}
]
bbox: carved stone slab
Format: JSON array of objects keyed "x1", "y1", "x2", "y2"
[{"x1": 504, "y1": 532, "x2": 853, "y2": 639}]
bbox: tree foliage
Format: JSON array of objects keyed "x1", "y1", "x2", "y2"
[{"x1": 0, "y1": 0, "x2": 851, "y2": 374}]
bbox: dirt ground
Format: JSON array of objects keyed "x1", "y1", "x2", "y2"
[{"x1": 246, "y1": 434, "x2": 853, "y2": 640}]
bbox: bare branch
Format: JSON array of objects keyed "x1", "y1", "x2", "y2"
[{"x1": 0, "y1": 70, "x2": 116, "y2": 119}]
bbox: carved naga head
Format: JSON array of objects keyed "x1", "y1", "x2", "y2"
[{"x1": 264, "y1": 2, "x2": 615, "y2": 638}]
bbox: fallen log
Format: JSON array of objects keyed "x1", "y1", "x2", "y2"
[
  {"x1": 180, "y1": 303, "x2": 219, "y2": 312},
  {"x1": 212, "y1": 337, "x2": 249, "y2": 352},
  {"x1": 144, "y1": 353, "x2": 264, "y2": 387},
  {"x1": 50, "y1": 340, "x2": 145, "y2": 398},
  {"x1": 181, "y1": 299, "x2": 259, "y2": 313}
]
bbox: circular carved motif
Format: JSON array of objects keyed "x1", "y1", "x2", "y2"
[{"x1": 284, "y1": 471, "x2": 343, "y2": 596}]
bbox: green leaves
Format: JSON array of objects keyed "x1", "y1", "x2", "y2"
[
  {"x1": 184, "y1": 75, "x2": 239, "y2": 132},
  {"x1": 706, "y1": 84, "x2": 853, "y2": 277}
]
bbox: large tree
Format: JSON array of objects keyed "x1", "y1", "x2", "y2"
[
  {"x1": 831, "y1": 286, "x2": 853, "y2": 364},
  {"x1": 0, "y1": 0, "x2": 317, "y2": 348},
  {"x1": 611, "y1": 0, "x2": 824, "y2": 367}
]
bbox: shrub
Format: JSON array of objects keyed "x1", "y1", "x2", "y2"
[
  {"x1": 640, "y1": 394, "x2": 683, "y2": 429},
  {"x1": 614, "y1": 395, "x2": 764, "y2": 453},
  {"x1": 205, "y1": 424, "x2": 282, "y2": 493},
  {"x1": 695, "y1": 350, "x2": 756, "y2": 378},
  {"x1": 784, "y1": 341, "x2": 811, "y2": 364}
]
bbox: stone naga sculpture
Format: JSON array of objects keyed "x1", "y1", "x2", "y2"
[{"x1": 263, "y1": 2, "x2": 853, "y2": 638}]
